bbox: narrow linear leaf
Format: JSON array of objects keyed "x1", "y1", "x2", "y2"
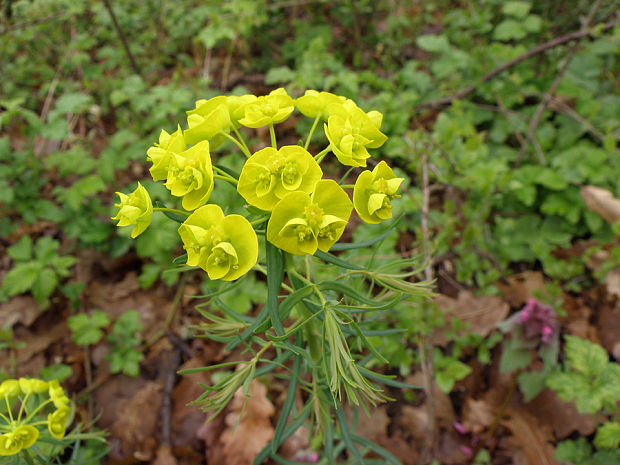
[
  {"x1": 357, "y1": 366, "x2": 424, "y2": 389},
  {"x1": 352, "y1": 434, "x2": 402, "y2": 465},
  {"x1": 272, "y1": 350, "x2": 302, "y2": 452},
  {"x1": 331, "y1": 215, "x2": 402, "y2": 251},
  {"x1": 267, "y1": 241, "x2": 285, "y2": 336},
  {"x1": 314, "y1": 249, "x2": 366, "y2": 271},
  {"x1": 334, "y1": 400, "x2": 365, "y2": 463}
]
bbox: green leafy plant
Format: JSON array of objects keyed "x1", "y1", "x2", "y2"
[
  {"x1": 546, "y1": 335, "x2": 620, "y2": 414},
  {"x1": 1, "y1": 236, "x2": 76, "y2": 309},
  {"x1": 68, "y1": 311, "x2": 110, "y2": 347},
  {"x1": 496, "y1": 299, "x2": 560, "y2": 401},
  {"x1": 547, "y1": 336, "x2": 620, "y2": 465},
  {"x1": 433, "y1": 348, "x2": 472, "y2": 394},
  {"x1": 106, "y1": 311, "x2": 143, "y2": 377}
]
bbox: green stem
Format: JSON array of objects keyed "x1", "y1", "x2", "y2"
[
  {"x1": 340, "y1": 184, "x2": 354, "y2": 189},
  {"x1": 233, "y1": 127, "x2": 250, "y2": 154},
  {"x1": 213, "y1": 165, "x2": 239, "y2": 181},
  {"x1": 22, "y1": 398, "x2": 53, "y2": 424},
  {"x1": 214, "y1": 174, "x2": 238, "y2": 186},
  {"x1": 21, "y1": 450, "x2": 36, "y2": 465},
  {"x1": 314, "y1": 145, "x2": 332, "y2": 163},
  {"x1": 4, "y1": 396, "x2": 13, "y2": 423},
  {"x1": 153, "y1": 207, "x2": 190, "y2": 217},
  {"x1": 16, "y1": 392, "x2": 30, "y2": 422},
  {"x1": 269, "y1": 123, "x2": 277, "y2": 149},
  {"x1": 221, "y1": 131, "x2": 252, "y2": 158},
  {"x1": 250, "y1": 216, "x2": 269, "y2": 226},
  {"x1": 254, "y1": 264, "x2": 294, "y2": 293},
  {"x1": 304, "y1": 115, "x2": 321, "y2": 150}
]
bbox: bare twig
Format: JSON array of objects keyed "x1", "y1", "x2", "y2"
[
  {"x1": 0, "y1": 11, "x2": 64, "y2": 34},
  {"x1": 160, "y1": 347, "x2": 181, "y2": 447},
  {"x1": 101, "y1": 0, "x2": 142, "y2": 76},
  {"x1": 202, "y1": 48, "x2": 212, "y2": 81},
  {"x1": 143, "y1": 273, "x2": 188, "y2": 349},
  {"x1": 418, "y1": 16, "x2": 618, "y2": 111},
  {"x1": 493, "y1": 93, "x2": 531, "y2": 156},
  {"x1": 221, "y1": 39, "x2": 237, "y2": 91},
  {"x1": 84, "y1": 345, "x2": 94, "y2": 420},
  {"x1": 415, "y1": 136, "x2": 439, "y2": 463},
  {"x1": 516, "y1": 0, "x2": 603, "y2": 166},
  {"x1": 547, "y1": 95, "x2": 606, "y2": 142}
]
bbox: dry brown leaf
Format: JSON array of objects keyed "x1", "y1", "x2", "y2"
[
  {"x1": 524, "y1": 388, "x2": 595, "y2": 439},
  {"x1": 605, "y1": 270, "x2": 620, "y2": 298},
  {"x1": 16, "y1": 322, "x2": 68, "y2": 365},
  {"x1": 581, "y1": 185, "x2": 620, "y2": 224},
  {"x1": 503, "y1": 408, "x2": 560, "y2": 465},
  {"x1": 434, "y1": 290, "x2": 509, "y2": 344},
  {"x1": 172, "y1": 358, "x2": 212, "y2": 450},
  {"x1": 375, "y1": 433, "x2": 419, "y2": 465},
  {"x1": 0, "y1": 296, "x2": 40, "y2": 329},
  {"x1": 404, "y1": 373, "x2": 456, "y2": 429},
  {"x1": 596, "y1": 301, "x2": 620, "y2": 355},
  {"x1": 109, "y1": 381, "x2": 163, "y2": 462},
  {"x1": 152, "y1": 445, "x2": 177, "y2": 465},
  {"x1": 462, "y1": 398, "x2": 494, "y2": 435},
  {"x1": 196, "y1": 413, "x2": 226, "y2": 465},
  {"x1": 496, "y1": 271, "x2": 546, "y2": 308},
  {"x1": 221, "y1": 379, "x2": 275, "y2": 465},
  {"x1": 347, "y1": 405, "x2": 390, "y2": 443}
]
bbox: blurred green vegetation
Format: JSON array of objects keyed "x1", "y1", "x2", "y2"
[{"x1": 0, "y1": 0, "x2": 619, "y2": 461}]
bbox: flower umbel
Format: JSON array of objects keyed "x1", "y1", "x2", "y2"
[
  {"x1": 238, "y1": 88, "x2": 295, "y2": 128},
  {"x1": 0, "y1": 378, "x2": 71, "y2": 457},
  {"x1": 178, "y1": 204, "x2": 258, "y2": 281},
  {"x1": 184, "y1": 96, "x2": 231, "y2": 147},
  {"x1": 353, "y1": 161, "x2": 404, "y2": 224},
  {"x1": 237, "y1": 145, "x2": 323, "y2": 211},
  {"x1": 146, "y1": 125, "x2": 186, "y2": 181},
  {"x1": 111, "y1": 182, "x2": 153, "y2": 238},
  {"x1": 267, "y1": 179, "x2": 353, "y2": 255},
  {"x1": 324, "y1": 103, "x2": 387, "y2": 167},
  {"x1": 165, "y1": 140, "x2": 214, "y2": 211}
]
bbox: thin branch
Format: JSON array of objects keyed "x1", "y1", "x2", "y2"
[
  {"x1": 548, "y1": 95, "x2": 605, "y2": 142},
  {"x1": 418, "y1": 16, "x2": 619, "y2": 110},
  {"x1": 0, "y1": 11, "x2": 64, "y2": 34},
  {"x1": 101, "y1": 0, "x2": 142, "y2": 76},
  {"x1": 516, "y1": 0, "x2": 603, "y2": 166},
  {"x1": 405, "y1": 133, "x2": 439, "y2": 462}
]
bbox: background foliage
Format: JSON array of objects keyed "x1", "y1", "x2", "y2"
[{"x1": 1, "y1": 0, "x2": 619, "y2": 464}]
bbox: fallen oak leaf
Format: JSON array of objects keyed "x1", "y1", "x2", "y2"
[
  {"x1": 221, "y1": 378, "x2": 275, "y2": 465},
  {"x1": 581, "y1": 185, "x2": 620, "y2": 224},
  {"x1": 502, "y1": 408, "x2": 560, "y2": 465}
]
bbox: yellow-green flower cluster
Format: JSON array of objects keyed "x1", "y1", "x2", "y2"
[
  {"x1": 112, "y1": 88, "x2": 403, "y2": 280},
  {"x1": 178, "y1": 205, "x2": 258, "y2": 281},
  {"x1": 0, "y1": 378, "x2": 71, "y2": 456}
]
